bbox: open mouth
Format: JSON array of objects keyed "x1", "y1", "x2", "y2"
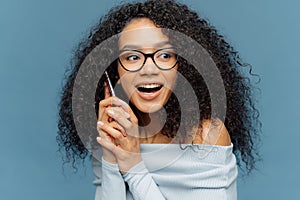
[{"x1": 136, "y1": 83, "x2": 163, "y2": 93}]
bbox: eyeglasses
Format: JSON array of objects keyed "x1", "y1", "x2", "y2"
[{"x1": 118, "y1": 48, "x2": 178, "y2": 72}]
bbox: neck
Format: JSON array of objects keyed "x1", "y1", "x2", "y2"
[
  {"x1": 138, "y1": 110, "x2": 163, "y2": 135},
  {"x1": 135, "y1": 109, "x2": 171, "y2": 143}
]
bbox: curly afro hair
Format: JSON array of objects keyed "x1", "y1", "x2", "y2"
[{"x1": 57, "y1": 0, "x2": 261, "y2": 174}]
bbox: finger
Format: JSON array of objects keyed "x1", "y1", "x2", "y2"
[
  {"x1": 100, "y1": 96, "x2": 130, "y2": 112},
  {"x1": 106, "y1": 108, "x2": 133, "y2": 131},
  {"x1": 98, "y1": 83, "x2": 113, "y2": 122},
  {"x1": 104, "y1": 82, "x2": 117, "y2": 124},
  {"x1": 98, "y1": 83, "x2": 109, "y2": 122},
  {"x1": 97, "y1": 121, "x2": 127, "y2": 145},
  {"x1": 96, "y1": 137, "x2": 118, "y2": 154},
  {"x1": 104, "y1": 82, "x2": 111, "y2": 99},
  {"x1": 128, "y1": 108, "x2": 138, "y2": 124},
  {"x1": 109, "y1": 121, "x2": 127, "y2": 137},
  {"x1": 107, "y1": 107, "x2": 130, "y2": 119},
  {"x1": 97, "y1": 121, "x2": 115, "y2": 142},
  {"x1": 98, "y1": 106, "x2": 108, "y2": 123},
  {"x1": 122, "y1": 104, "x2": 138, "y2": 124}
]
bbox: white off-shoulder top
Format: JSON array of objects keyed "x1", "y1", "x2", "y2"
[{"x1": 92, "y1": 143, "x2": 238, "y2": 200}]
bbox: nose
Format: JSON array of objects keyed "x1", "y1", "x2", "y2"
[{"x1": 139, "y1": 57, "x2": 160, "y2": 75}]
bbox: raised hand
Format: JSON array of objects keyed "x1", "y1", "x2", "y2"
[{"x1": 97, "y1": 83, "x2": 142, "y2": 174}]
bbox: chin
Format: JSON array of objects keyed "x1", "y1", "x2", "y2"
[{"x1": 135, "y1": 103, "x2": 164, "y2": 114}]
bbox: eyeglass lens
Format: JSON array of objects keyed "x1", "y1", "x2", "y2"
[{"x1": 119, "y1": 48, "x2": 177, "y2": 71}]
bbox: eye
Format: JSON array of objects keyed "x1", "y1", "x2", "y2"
[
  {"x1": 160, "y1": 53, "x2": 171, "y2": 59},
  {"x1": 126, "y1": 54, "x2": 141, "y2": 61},
  {"x1": 120, "y1": 51, "x2": 142, "y2": 63},
  {"x1": 156, "y1": 50, "x2": 176, "y2": 62}
]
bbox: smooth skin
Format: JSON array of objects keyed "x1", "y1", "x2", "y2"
[{"x1": 96, "y1": 18, "x2": 231, "y2": 174}]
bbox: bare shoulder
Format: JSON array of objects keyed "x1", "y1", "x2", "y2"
[{"x1": 193, "y1": 118, "x2": 231, "y2": 146}]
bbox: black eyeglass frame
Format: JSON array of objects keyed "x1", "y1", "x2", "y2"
[{"x1": 118, "y1": 48, "x2": 178, "y2": 72}]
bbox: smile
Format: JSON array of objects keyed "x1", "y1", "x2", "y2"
[
  {"x1": 135, "y1": 83, "x2": 164, "y2": 100},
  {"x1": 137, "y1": 83, "x2": 163, "y2": 93}
]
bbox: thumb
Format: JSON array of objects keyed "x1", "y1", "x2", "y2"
[{"x1": 104, "y1": 82, "x2": 111, "y2": 99}]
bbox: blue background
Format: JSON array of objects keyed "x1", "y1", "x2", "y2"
[{"x1": 1, "y1": 0, "x2": 299, "y2": 199}]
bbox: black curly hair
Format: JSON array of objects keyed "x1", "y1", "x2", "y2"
[{"x1": 57, "y1": 0, "x2": 261, "y2": 174}]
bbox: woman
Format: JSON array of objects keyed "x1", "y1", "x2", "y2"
[{"x1": 57, "y1": 0, "x2": 261, "y2": 199}]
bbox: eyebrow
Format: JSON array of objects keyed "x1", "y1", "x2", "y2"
[{"x1": 120, "y1": 41, "x2": 172, "y2": 50}]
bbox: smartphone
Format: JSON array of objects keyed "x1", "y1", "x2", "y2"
[{"x1": 104, "y1": 70, "x2": 116, "y2": 96}]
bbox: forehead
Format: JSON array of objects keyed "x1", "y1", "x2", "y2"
[{"x1": 119, "y1": 18, "x2": 170, "y2": 50}]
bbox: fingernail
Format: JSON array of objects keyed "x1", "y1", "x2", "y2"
[
  {"x1": 118, "y1": 99, "x2": 129, "y2": 108},
  {"x1": 125, "y1": 112, "x2": 130, "y2": 118},
  {"x1": 96, "y1": 137, "x2": 101, "y2": 142},
  {"x1": 107, "y1": 109, "x2": 115, "y2": 116},
  {"x1": 97, "y1": 121, "x2": 104, "y2": 126}
]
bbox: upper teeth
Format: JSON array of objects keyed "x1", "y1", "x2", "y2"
[{"x1": 138, "y1": 84, "x2": 161, "y2": 89}]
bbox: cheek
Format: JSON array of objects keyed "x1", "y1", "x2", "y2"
[
  {"x1": 117, "y1": 65, "x2": 127, "y2": 86},
  {"x1": 165, "y1": 71, "x2": 178, "y2": 88},
  {"x1": 117, "y1": 71, "x2": 135, "y2": 97},
  {"x1": 117, "y1": 64, "x2": 125, "y2": 79}
]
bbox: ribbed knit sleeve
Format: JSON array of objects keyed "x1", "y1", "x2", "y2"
[
  {"x1": 92, "y1": 157, "x2": 126, "y2": 200},
  {"x1": 123, "y1": 161, "x2": 166, "y2": 200}
]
